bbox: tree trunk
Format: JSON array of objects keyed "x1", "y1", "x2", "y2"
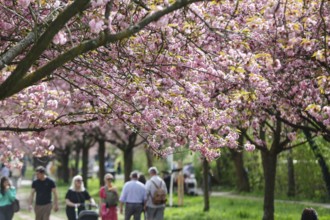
[
  {"x1": 33, "y1": 156, "x2": 49, "y2": 169},
  {"x1": 98, "y1": 139, "x2": 106, "y2": 187},
  {"x1": 123, "y1": 148, "x2": 133, "y2": 182},
  {"x1": 32, "y1": 157, "x2": 50, "y2": 181},
  {"x1": 74, "y1": 145, "x2": 81, "y2": 176},
  {"x1": 61, "y1": 145, "x2": 71, "y2": 183},
  {"x1": 261, "y1": 151, "x2": 277, "y2": 220},
  {"x1": 231, "y1": 149, "x2": 250, "y2": 192},
  {"x1": 287, "y1": 149, "x2": 295, "y2": 197},
  {"x1": 304, "y1": 130, "x2": 330, "y2": 199},
  {"x1": 214, "y1": 156, "x2": 222, "y2": 185},
  {"x1": 231, "y1": 135, "x2": 250, "y2": 192},
  {"x1": 202, "y1": 158, "x2": 210, "y2": 212},
  {"x1": 82, "y1": 145, "x2": 89, "y2": 188},
  {"x1": 146, "y1": 150, "x2": 154, "y2": 168}
]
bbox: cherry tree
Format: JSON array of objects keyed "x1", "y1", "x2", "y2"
[
  {"x1": 0, "y1": 0, "x2": 249, "y2": 163},
  {"x1": 209, "y1": 1, "x2": 330, "y2": 219},
  {"x1": 1, "y1": 0, "x2": 330, "y2": 219}
]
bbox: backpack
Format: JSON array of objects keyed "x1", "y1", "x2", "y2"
[
  {"x1": 100, "y1": 186, "x2": 118, "y2": 207},
  {"x1": 151, "y1": 180, "x2": 167, "y2": 205}
]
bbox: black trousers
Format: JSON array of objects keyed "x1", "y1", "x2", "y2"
[{"x1": 0, "y1": 204, "x2": 14, "y2": 220}]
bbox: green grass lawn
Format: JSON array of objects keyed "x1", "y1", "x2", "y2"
[
  {"x1": 13, "y1": 176, "x2": 330, "y2": 220},
  {"x1": 165, "y1": 196, "x2": 330, "y2": 220}
]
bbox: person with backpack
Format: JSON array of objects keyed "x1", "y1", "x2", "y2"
[
  {"x1": 145, "y1": 167, "x2": 167, "y2": 220},
  {"x1": 119, "y1": 171, "x2": 146, "y2": 220},
  {"x1": 99, "y1": 173, "x2": 119, "y2": 220}
]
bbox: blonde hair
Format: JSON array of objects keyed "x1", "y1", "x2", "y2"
[
  {"x1": 70, "y1": 175, "x2": 85, "y2": 191},
  {"x1": 104, "y1": 173, "x2": 114, "y2": 181}
]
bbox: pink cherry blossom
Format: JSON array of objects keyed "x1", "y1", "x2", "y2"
[
  {"x1": 18, "y1": 0, "x2": 32, "y2": 8},
  {"x1": 89, "y1": 19, "x2": 104, "y2": 34},
  {"x1": 53, "y1": 31, "x2": 67, "y2": 45}
]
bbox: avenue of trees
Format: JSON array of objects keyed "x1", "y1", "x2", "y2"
[{"x1": 1, "y1": 0, "x2": 330, "y2": 220}]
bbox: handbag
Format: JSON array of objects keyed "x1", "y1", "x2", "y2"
[{"x1": 12, "y1": 199, "x2": 20, "y2": 212}]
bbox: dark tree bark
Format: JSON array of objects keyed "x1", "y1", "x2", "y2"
[
  {"x1": 98, "y1": 138, "x2": 106, "y2": 186},
  {"x1": 244, "y1": 119, "x2": 289, "y2": 220},
  {"x1": 304, "y1": 129, "x2": 330, "y2": 199},
  {"x1": 32, "y1": 157, "x2": 51, "y2": 181},
  {"x1": 146, "y1": 149, "x2": 154, "y2": 168},
  {"x1": 214, "y1": 157, "x2": 221, "y2": 184},
  {"x1": 231, "y1": 149, "x2": 250, "y2": 192},
  {"x1": 82, "y1": 143, "x2": 89, "y2": 188},
  {"x1": 33, "y1": 156, "x2": 50, "y2": 169},
  {"x1": 261, "y1": 150, "x2": 277, "y2": 220},
  {"x1": 287, "y1": 149, "x2": 295, "y2": 197},
  {"x1": 202, "y1": 158, "x2": 210, "y2": 212},
  {"x1": 75, "y1": 133, "x2": 95, "y2": 189},
  {"x1": 111, "y1": 131, "x2": 140, "y2": 183},
  {"x1": 123, "y1": 148, "x2": 134, "y2": 182},
  {"x1": 62, "y1": 145, "x2": 71, "y2": 183},
  {"x1": 55, "y1": 144, "x2": 71, "y2": 183},
  {"x1": 74, "y1": 145, "x2": 81, "y2": 176},
  {"x1": 231, "y1": 134, "x2": 250, "y2": 192}
]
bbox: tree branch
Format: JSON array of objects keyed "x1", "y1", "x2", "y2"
[
  {"x1": 0, "y1": 0, "x2": 202, "y2": 100},
  {"x1": 0, "y1": 31, "x2": 36, "y2": 70},
  {"x1": 0, "y1": 0, "x2": 91, "y2": 99},
  {"x1": 0, "y1": 117, "x2": 97, "y2": 132}
]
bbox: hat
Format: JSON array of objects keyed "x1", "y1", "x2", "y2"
[
  {"x1": 36, "y1": 166, "x2": 46, "y2": 173},
  {"x1": 148, "y1": 166, "x2": 158, "y2": 174}
]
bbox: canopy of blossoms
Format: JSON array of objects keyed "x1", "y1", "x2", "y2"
[{"x1": 0, "y1": 0, "x2": 329, "y2": 162}]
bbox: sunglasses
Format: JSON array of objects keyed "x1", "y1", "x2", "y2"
[
  {"x1": 106, "y1": 178, "x2": 112, "y2": 181},
  {"x1": 76, "y1": 179, "x2": 82, "y2": 182}
]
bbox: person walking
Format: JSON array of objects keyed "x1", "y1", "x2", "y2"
[
  {"x1": 119, "y1": 171, "x2": 146, "y2": 220},
  {"x1": 116, "y1": 161, "x2": 122, "y2": 175},
  {"x1": 99, "y1": 173, "x2": 118, "y2": 220},
  {"x1": 65, "y1": 175, "x2": 96, "y2": 220},
  {"x1": 0, "y1": 164, "x2": 10, "y2": 178},
  {"x1": 145, "y1": 167, "x2": 167, "y2": 220},
  {"x1": 138, "y1": 173, "x2": 146, "y2": 185},
  {"x1": 0, "y1": 176, "x2": 16, "y2": 220},
  {"x1": 10, "y1": 159, "x2": 21, "y2": 189},
  {"x1": 28, "y1": 166, "x2": 59, "y2": 220}
]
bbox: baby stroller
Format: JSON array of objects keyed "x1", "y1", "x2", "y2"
[
  {"x1": 75, "y1": 203, "x2": 99, "y2": 220},
  {"x1": 184, "y1": 174, "x2": 198, "y2": 196}
]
